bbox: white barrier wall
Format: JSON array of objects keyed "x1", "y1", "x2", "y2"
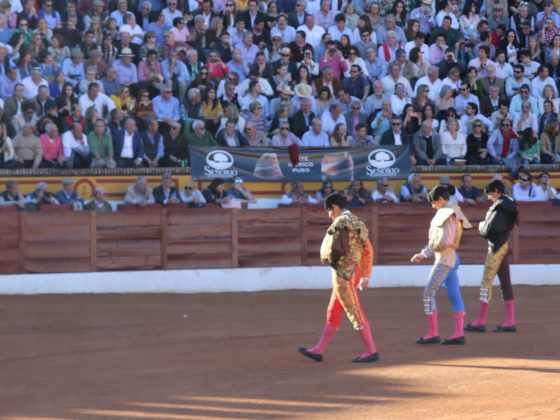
[{"x1": 1, "y1": 265, "x2": 559, "y2": 294}]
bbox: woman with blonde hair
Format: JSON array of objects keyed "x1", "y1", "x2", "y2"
[
  {"x1": 441, "y1": 119, "x2": 467, "y2": 162},
  {"x1": 538, "y1": 84, "x2": 560, "y2": 114}
]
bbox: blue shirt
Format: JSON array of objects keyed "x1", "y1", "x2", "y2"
[
  {"x1": 153, "y1": 95, "x2": 180, "y2": 121},
  {"x1": 112, "y1": 59, "x2": 138, "y2": 85},
  {"x1": 61, "y1": 58, "x2": 85, "y2": 88}
]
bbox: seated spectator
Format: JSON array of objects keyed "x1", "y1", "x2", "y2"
[
  {"x1": 537, "y1": 172, "x2": 559, "y2": 200},
  {"x1": 315, "y1": 180, "x2": 337, "y2": 204},
  {"x1": 202, "y1": 178, "x2": 230, "y2": 205},
  {"x1": 62, "y1": 122, "x2": 91, "y2": 168},
  {"x1": 152, "y1": 83, "x2": 181, "y2": 131},
  {"x1": 140, "y1": 118, "x2": 164, "y2": 168},
  {"x1": 540, "y1": 120, "x2": 560, "y2": 164},
  {"x1": 441, "y1": 119, "x2": 467, "y2": 163},
  {"x1": 84, "y1": 187, "x2": 113, "y2": 212},
  {"x1": 54, "y1": 178, "x2": 84, "y2": 209},
  {"x1": 321, "y1": 103, "x2": 345, "y2": 136},
  {"x1": 344, "y1": 180, "x2": 373, "y2": 207},
  {"x1": 458, "y1": 174, "x2": 484, "y2": 205},
  {"x1": 244, "y1": 122, "x2": 270, "y2": 147},
  {"x1": 438, "y1": 175, "x2": 464, "y2": 205},
  {"x1": 180, "y1": 181, "x2": 206, "y2": 208},
  {"x1": 281, "y1": 181, "x2": 318, "y2": 205},
  {"x1": 519, "y1": 130, "x2": 541, "y2": 164},
  {"x1": 114, "y1": 118, "x2": 144, "y2": 168},
  {"x1": 201, "y1": 86, "x2": 224, "y2": 135},
  {"x1": 26, "y1": 182, "x2": 59, "y2": 206},
  {"x1": 153, "y1": 173, "x2": 182, "y2": 205},
  {"x1": 184, "y1": 119, "x2": 218, "y2": 148},
  {"x1": 13, "y1": 123, "x2": 42, "y2": 169},
  {"x1": 459, "y1": 102, "x2": 493, "y2": 135},
  {"x1": 216, "y1": 119, "x2": 250, "y2": 147},
  {"x1": 370, "y1": 99, "x2": 393, "y2": 142},
  {"x1": 88, "y1": 119, "x2": 116, "y2": 169},
  {"x1": 487, "y1": 118, "x2": 521, "y2": 166},
  {"x1": 381, "y1": 116, "x2": 411, "y2": 146},
  {"x1": 301, "y1": 118, "x2": 329, "y2": 147},
  {"x1": 123, "y1": 176, "x2": 156, "y2": 208},
  {"x1": 330, "y1": 122, "x2": 351, "y2": 147},
  {"x1": 351, "y1": 124, "x2": 377, "y2": 146},
  {"x1": 371, "y1": 178, "x2": 398, "y2": 203},
  {"x1": 0, "y1": 123, "x2": 16, "y2": 169},
  {"x1": 344, "y1": 100, "x2": 367, "y2": 137},
  {"x1": 161, "y1": 122, "x2": 189, "y2": 167},
  {"x1": 12, "y1": 101, "x2": 40, "y2": 135},
  {"x1": 0, "y1": 180, "x2": 26, "y2": 209},
  {"x1": 491, "y1": 101, "x2": 513, "y2": 130},
  {"x1": 227, "y1": 177, "x2": 257, "y2": 203},
  {"x1": 290, "y1": 97, "x2": 316, "y2": 139},
  {"x1": 412, "y1": 120, "x2": 444, "y2": 166},
  {"x1": 465, "y1": 119, "x2": 491, "y2": 165},
  {"x1": 400, "y1": 173, "x2": 428, "y2": 202},
  {"x1": 512, "y1": 171, "x2": 546, "y2": 202}
]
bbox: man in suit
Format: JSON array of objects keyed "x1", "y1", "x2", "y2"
[
  {"x1": 290, "y1": 97, "x2": 316, "y2": 138},
  {"x1": 241, "y1": 0, "x2": 266, "y2": 31},
  {"x1": 412, "y1": 120, "x2": 444, "y2": 165},
  {"x1": 344, "y1": 100, "x2": 368, "y2": 137},
  {"x1": 153, "y1": 172, "x2": 182, "y2": 205},
  {"x1": 380, "y1": 116, "x2": 411, "y2": 146},
  {"x1": 114, "y1": 118, "x2": 145, "y2": 168},
  {"x1": 140, "y1": 118, "x2": 164, "y2": 168},
  {"x1": 2, "y1": 83, "x2": 25, "y2": 130},
  {"x1": 314, "y1": 66, "x2": 343, "y2": 98},
  {"x1": 192, "y1": 0, "x2": 218, "y2": 27},
  {"x1": 288, "y1": 0, "x2": 310, "y2": 28},
  {"x1": 479, "y1": 64, "x2": 506, "y2": 100},
  {"x1": 216, "y1": 120, "x2": 250, "y2": 147},
  {"x1": 538, "y1": 100, "x2": 558, "y2": 135}
]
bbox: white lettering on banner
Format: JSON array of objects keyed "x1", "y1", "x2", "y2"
[
  {"x1": 203, "y1": 166, "x2": 239, "y2": 177},
  {"x1": 366, "y1": 167, "x2": 401, "y2": 177},
  {"x1": 289, "y1": 155, "x2": 315, "y2": 173}
]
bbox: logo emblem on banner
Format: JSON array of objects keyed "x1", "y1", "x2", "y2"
[
  {"x1": 204, "y1": 150, "x2": 238, "y2": 177},
  {"x1": 368, "y1": 149, "x2": 396, "y2": 169}
]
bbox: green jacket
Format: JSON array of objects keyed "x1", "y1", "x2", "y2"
[
  {"x1": 88, "y1": 131, "x2": 114, "y2": 159},
  {"x1": 183, "y1": 122, "x2": 218, "y2": 147}
]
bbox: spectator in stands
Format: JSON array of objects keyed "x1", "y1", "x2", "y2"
[
  {"x1": 458, "y1": 174, "x2": 483, "y2": 205},
  {"x1": 512, "y1": 171, "x2": 546, "y2": 202},
  {"x1": 78, "y1": 82, "x2": 115, "y2": 120},
  {"x1": 400, "y1": 173, "x2": 428, "y2": 202},
  {"x1": 281, "y1": 181, "x2": 318, "y2": 205},
  {"x1": 12, "y1": 101, "x2": 39, "y2": 135},
  {"x1": 412, "y1": 120, "x2": 443, "y2": 166},
  {"x1": 13, "y1": 122, "x2": 42, "y2": 169},
  {"x1": 0, "y1": 180, "x2": 25, "y2": 209},
  {"x1": 271, "y1": 122, "x2": 302, "y2": 146},
  {"x1": 114, "y1": 118, "x2": 144, "y2": 168},
  {"x1": 537, "y1": 172, "x2": 559, "y2": 200},
  {"x1": 39, "y1": 123, "x2": 67, "y2": 168},
  {"x1": 124, "y1": 176, "x2": 156, "y2": 208},
  {"x1": 153, "y1": 83, "x2": 181, "y2": 131},
  {"x1": 441, "y1": 119, "x2": 467, "y2": 163},
  {"x1": 216, "y1": 119, "x2": 249, "y2": 147},
  {"x1": 88, "y1": 119, "x2": 116, "y2": 169},
  {"x1": 62, "y1": 122, "x2": 91, "y2": 168},
  {"x1": 54, "y1": 178, "x2": 84, "y2": 209},
  {"x1": 228, "y1": 177, "x2": 257, "y2": 203},
  {"x1": 344, "y1": 180, "x2": 373, "y2": 207},
  {"x1": 139, "y1": 118, "x2": 164, "y2": 168},
  {"x1": 315, "y1": 180, "x2": 337, "y2": 204},
  {"x1": 203, "y1": 178, "x2": 230, "y2": 205},
  {"x1": 487, "y1": 117, "x2": 521, "y2": 167},
  {"x1": 84, "y1": 187, "x2": 113, "y2": 212},
  {"x1": 301, "y1": 118, "x2": 329, "y2": 147},
  {"x1": 181, "y1": 180, "x2": 206, "y2": 208},
  {"x1": 541, "y1": 119, "x2": 560, "y2": 163},
  {"x1": 184, "y1": 119, "x2": 218, "y2": 148},
  {"x1": 162, "y1": 122, "x2": 189, "y2": 167},
  {"x1": 153, "y1": 172, "x2": 182, "y2": 205},
  {"x1": 371, "y1": 178, "x2": 398, "y2": 203},
  {"x1": 381, "y1": 115, "x2": 411, "y2": 146},
  {"x1": 26, "y1": 181, "x2": 59, "y2": 206}
]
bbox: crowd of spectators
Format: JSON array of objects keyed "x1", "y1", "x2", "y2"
[{"x1": 1, "y1": 0, "x2": 560, "y2": 174}]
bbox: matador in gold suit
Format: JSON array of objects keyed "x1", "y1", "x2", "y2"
[{"x1": 298, "y1": 193, "x2": 380, "y2": 363}]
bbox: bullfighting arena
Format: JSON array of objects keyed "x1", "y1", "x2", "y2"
[{"x1": 1, "y1": 285, "x2": 559, "y2": 419}]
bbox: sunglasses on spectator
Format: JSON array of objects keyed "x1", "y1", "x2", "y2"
[
  {"x1": 280, "y1": 127, "x2": 290, "y2": 130},
  {"x1": 520, "y1": 177, "x2": 530, "y2": 181},
  {"x1": 392, "y1": 122, "x2": 401, "y2": 126},
  {"x1": 382, "y1": 184, "x2": 389, "y2": 187},
  {"x1": 501, "y1": 123, "x2": 511, "y2": 126},
  {"x1": 473, "y1": 124, "x2": 482, "y2": 127},
  {"x1": 348, "y1": 52, "x2": 356, "y2": 55}
]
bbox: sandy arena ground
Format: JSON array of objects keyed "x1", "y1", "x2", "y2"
[{"x1": 0, "y1": 285, "x2": 559, "y2": 420}]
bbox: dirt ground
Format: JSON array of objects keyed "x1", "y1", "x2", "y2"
[{"x1": 0, "y1": 285, "x2": 559, "y2": 420}]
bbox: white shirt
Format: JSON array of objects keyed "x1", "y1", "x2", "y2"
[
  {"x1": 327, "y1": 25, "x2": 355, "y2": 43},
  {"x1": 393, "y1": 131, "x2": 403, "y2": 146},
  {"x1": 120, "y1": 24, "x2": 145, "y2": 45},
  {"x1": 440, "y1": 131, "x2": 467, "y2": 159},
  {"x1": 413, "y1": 76, "x2": 442, "y2": 102},
  {"x1": 512, "y1": 182, "x2": 546, "y2": 202},
  {"x1": 321, "y1": 111, "x2": 346, "y2": 135},
  {"x1": 390, "y1": 94, "x2": 411, "y2": 116},
  {"x1": 372, "y1": 189, "x2": 399, "y2": 202},
  {"x1": 162, "y1": 8, "x2": 183, "y2": 27},
  {"x1": 22, "y1": 77, "x2": 49, "y2": 99},
  {"x1": 381, "y1": 75, "x2": 414, "y2": 97},
  {"x1": 530, "y1": 76, "x2": 559, "y2": 99},
  {"x1": 297, "y1": 24, "x2": 326, "y2": 49},
  {"x1": 62, "y1": 131, "x2": 89, "y2": 158},
  {"x1": 121, "y1": 131, "x2": 134, "y2": 158},
  {"x1": 405, "y1": 41, "x2": 430, "y2": 61},
  {"x1": 436, "y1": 11, "x2": 459, "y2": 30},
  {"x1": 495, "y1": 62, "x2": 514, "y2": 79},
  {"x1": 301, "y1": 130, "x2": 330, "y2": 147},
  {"x1": 79, "y1": 92, "x2": 116, "y2": 118}
]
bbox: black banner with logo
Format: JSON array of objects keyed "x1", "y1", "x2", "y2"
[{"x1": 189, "y1": 146, "x2": 412, "y2": 181}]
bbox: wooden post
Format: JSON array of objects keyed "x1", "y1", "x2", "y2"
[
  {"x1": 89, "y1": 211, "x2": 97, "y2": 271},
  {"x1": 18, "y1": 212, "x2": 25, "y2": 273},
  {"x1": 370, "y1": 205, "x2": 379, "y2": 265},
  {"x1": 231, "y1": 209, "x2": 238, "y2": 268},
  {"x1": 301, "y1": 207, "x2": 308, "y2": 265},
  {"x1": 161, "y1": 208, "x2": 168, "y2": 269}
]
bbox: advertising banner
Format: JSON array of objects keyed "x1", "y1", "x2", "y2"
[{"x1": 190, "y1": 146, "x2": 412, "y2": 181}]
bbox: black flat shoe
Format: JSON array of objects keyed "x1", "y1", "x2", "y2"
[
  {"x1": 351, "y1": 352, "x2": 380, "y2": 363},
  {"x1": 493, "y1": 325, "x2": 517, "y2": 333},
  {"x1": 442, "y1": 336, "x2": 466, "y2": 345},
  {"x1": 416, "y1": 336, "x2": 441, "y2": 344},
  {"x1": 298, "y1": 347, "x2": 323, "y2": 362},
  {"x1": 464, "y1": 323, "x2": 486, "y2": 332}
]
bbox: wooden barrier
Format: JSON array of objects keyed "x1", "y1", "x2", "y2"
[{"x1": 1, "y1": 203, "x2": 558, "y2": 274}]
